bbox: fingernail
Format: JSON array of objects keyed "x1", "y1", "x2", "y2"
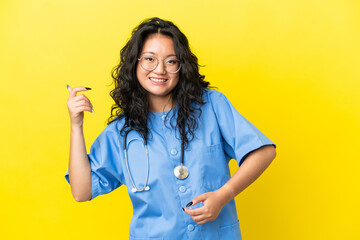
[
  {"x1": 91, "y1": 109, "x2": 95, "y2": 113},
  {"x1": 186, "y1": 201, "x2": 193, "y2": 207},
  {"x1": 182, "y1": 208, "x2": 185, "y2": 211},
  {"x1": 67, "y1": 84, "x2": 70, "y2": 89},
  {"x1": 85, "y1": 87, "x2": 92, "y2": 90}
]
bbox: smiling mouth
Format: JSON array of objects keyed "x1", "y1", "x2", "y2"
[{"x1": 149, "y1": 77, "x2": 168, "y2": 82}]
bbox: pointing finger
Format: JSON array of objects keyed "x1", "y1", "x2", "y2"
[{"x1": 190, "y1": 193, "x2": 208, "y2": 206}]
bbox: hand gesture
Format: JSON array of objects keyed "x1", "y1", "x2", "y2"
[
  {"x1": 183, "y1": 189, "x2": 232, "y2": 225},
  {"x1": 66, "y1": 85, "x2": 94, "y2": 127}
]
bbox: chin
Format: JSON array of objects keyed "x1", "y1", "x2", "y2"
[{"x1": 147, "y1": 90, "x2": 172, "y2": 98}]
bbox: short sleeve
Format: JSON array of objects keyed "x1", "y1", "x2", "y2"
[
  {"x1": 65, "y1": 124, "x2": 123, "y2": 200},
  {"x1": 207, "y1": 90, "x2": 276, "y2": 166}
]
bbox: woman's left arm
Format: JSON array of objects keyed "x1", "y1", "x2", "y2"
[{"x1": 184, "y1": 144, "x2": 276, "y2": 225}]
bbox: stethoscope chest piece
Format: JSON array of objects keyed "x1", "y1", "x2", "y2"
[{"x1": 174, "y1": 164, "x2": 189, "y2": 179}]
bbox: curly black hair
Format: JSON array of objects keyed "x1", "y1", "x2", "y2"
[{"x1": 108, "y1": 17, "x2": 210, "y2": 148}]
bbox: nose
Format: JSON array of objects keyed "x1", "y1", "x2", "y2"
[{"x1": 153, "y1": 60, "x2": 166, "y2": 74}]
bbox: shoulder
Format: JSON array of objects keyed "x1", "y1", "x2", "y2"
[
  {"x1": 96, "y1": 117, "x2": 125, "y2": 140},
  {"x1": 203, "y1": 88, "x2": 231, "y2": 107}
]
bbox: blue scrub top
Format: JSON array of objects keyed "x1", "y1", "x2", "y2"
[{"x1": 65, "y1": 89, "x2": 276, "y2": 240}]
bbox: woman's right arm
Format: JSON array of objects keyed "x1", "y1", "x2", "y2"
[{"x1": 67, "y1": 86, "x2": 94, "y2": 202}]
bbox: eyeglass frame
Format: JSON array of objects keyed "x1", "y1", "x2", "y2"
[{"x1": 137, "y1": 56, "x2": 182, "y2": 74}]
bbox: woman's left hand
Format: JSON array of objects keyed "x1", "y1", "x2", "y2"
[
  {"x1": 184, "y1": 145, "x2": 276, "y2": 225},
  {"x1": 183, "y1": 187, "x2": 233, "y2": 225}
]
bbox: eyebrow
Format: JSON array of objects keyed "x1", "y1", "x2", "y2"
[{"x1": 141, "y1": 51, "x2": 177, "y2": 58}]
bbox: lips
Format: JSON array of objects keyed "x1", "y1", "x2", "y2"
[{"x1": 149, "y1": 77, "x2": 168, "y2": 82}]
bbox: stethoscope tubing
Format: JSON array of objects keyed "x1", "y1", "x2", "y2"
[
  {"x1": 123, "y1": 126, "x2": 188, "y2": 193},
  {"x1": 124, "y1": 128, "x2": 150, "y2": 193}
]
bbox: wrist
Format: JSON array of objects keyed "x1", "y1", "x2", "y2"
[
  {"x1": 217, "y1": 184, "x2": 236, "y2": 206},
  {"x1": 71, "y1": 124, "x2": 84, "y2": 133}
]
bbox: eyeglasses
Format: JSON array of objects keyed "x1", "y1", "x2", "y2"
[{"x1": 138, "y1": 55, "x2": 181, "y2": 74}]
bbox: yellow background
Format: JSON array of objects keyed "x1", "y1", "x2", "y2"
[{"x1": 1, "y1": 0, "x2": 359, "y2": 239}]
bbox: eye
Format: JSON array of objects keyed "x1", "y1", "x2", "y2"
[
  {"x1": 143, "y1": 57, "x2": 155, "y2": 62},
  {"x1": 165, "y1": 59, "x2": 178, "y2": 65}
]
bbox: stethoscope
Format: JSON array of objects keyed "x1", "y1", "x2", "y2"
[{"x1": 124, "y1": 127, "x2": 189, "y2": 193}]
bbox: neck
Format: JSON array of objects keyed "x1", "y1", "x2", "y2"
[{"x1": 148, "y1": 94, "x2": 175, "y2": 113}]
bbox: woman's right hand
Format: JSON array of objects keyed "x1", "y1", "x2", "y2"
[{"x1": 67, "y1": 85, "x2": 94, "y2": 127}]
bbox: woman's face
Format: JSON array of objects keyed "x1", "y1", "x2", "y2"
[{"x1": 136, "y1": 34, "x2": 180, "y2": 104}]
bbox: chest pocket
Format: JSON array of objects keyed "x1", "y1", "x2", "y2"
[{"x1": 199, "y1": 143, "x2": 231, "y2": 191}]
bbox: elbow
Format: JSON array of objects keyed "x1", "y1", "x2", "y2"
[
  {"x1": 73, "y1": 194, "x2": 91, "y2": 202},
  {"x1": 71, "y1": 188, "x2": 92, "y2": 202}
]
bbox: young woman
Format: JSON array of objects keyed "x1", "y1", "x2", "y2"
[{"x1": 65, "y1": 17, "x2": 276, "y2": 240}]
